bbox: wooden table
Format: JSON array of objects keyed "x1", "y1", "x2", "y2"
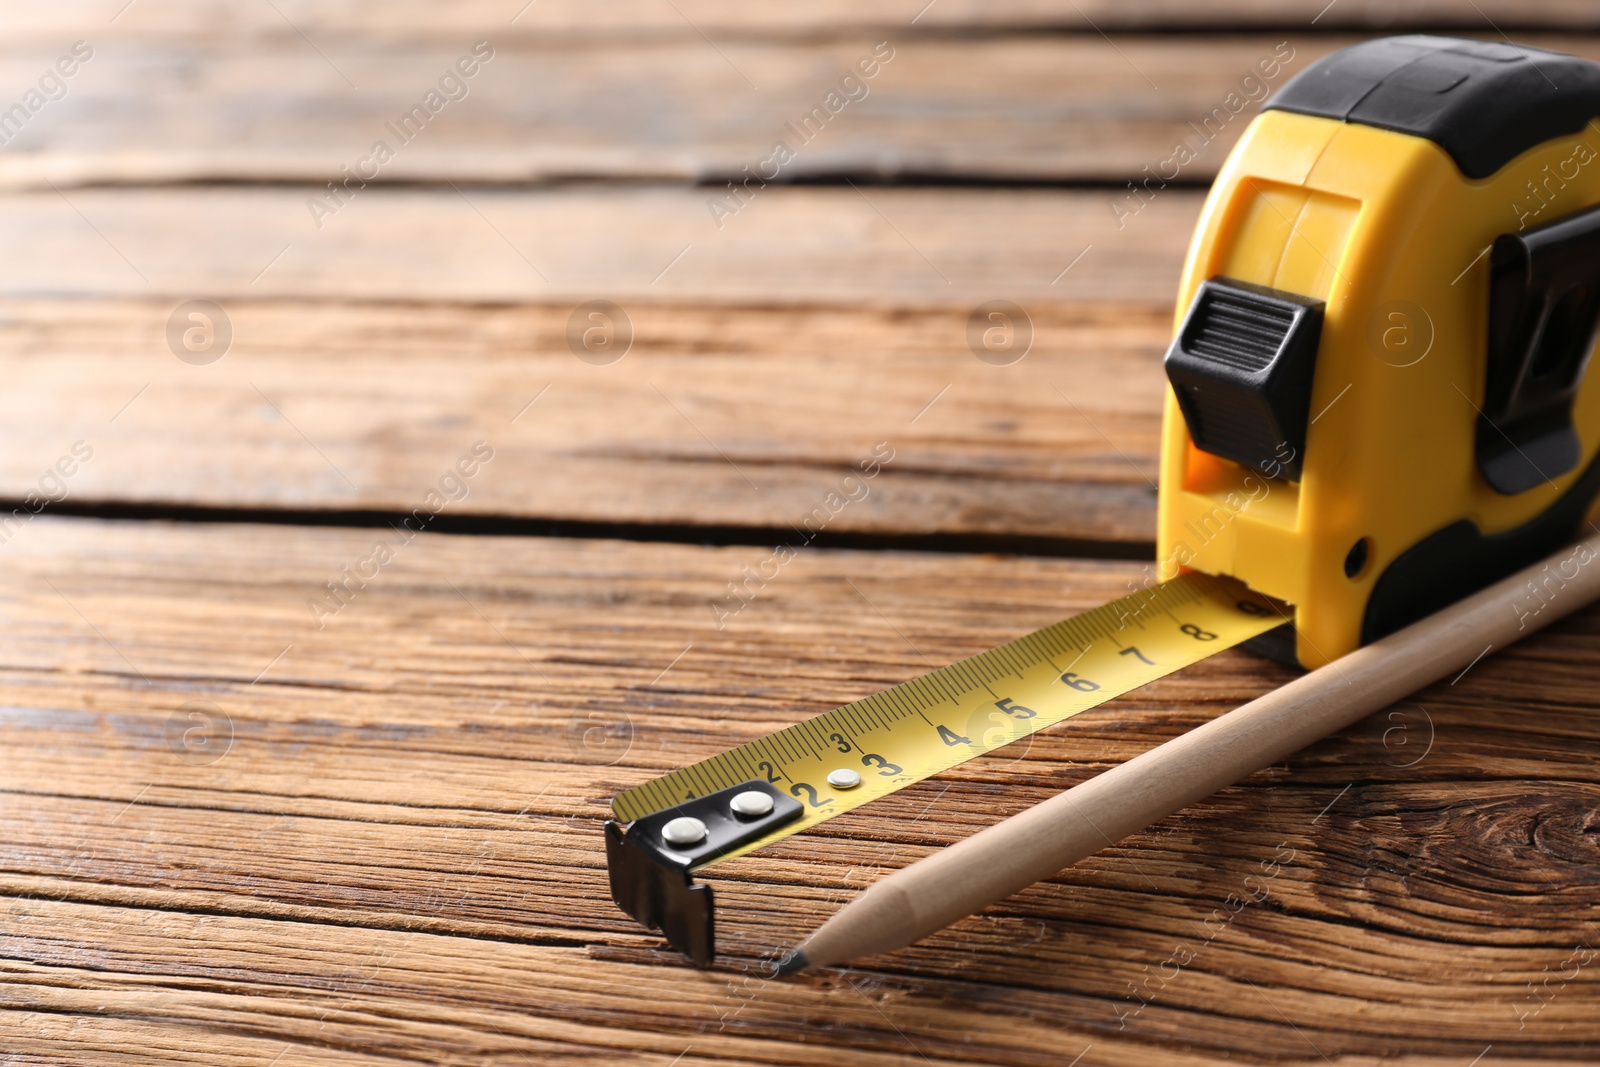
[{"x1": 4, "y1": 3, "x2": 1599, "y2": 1064}]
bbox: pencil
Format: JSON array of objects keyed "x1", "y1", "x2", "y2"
[{"x1": 776, "y1": 529, "x2": 1600, "y2": 974}]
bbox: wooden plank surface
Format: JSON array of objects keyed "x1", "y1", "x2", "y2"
[
  {"x1": 0, "y1": 185, "x2": 1190, "y2": 545},
  {"x1": 8, "y1": 0, "x2": 1599, "y2": 39},
  {"x1": 3, "y1": 517, "x2": 1599, "y2": 1064},
  {"x1": 0, "y1": 186, "x2": 1193, "y2": 303},
  {"x1": 0, "y1": 297, "x2": 1164, "y2": 546},
  {"x1": 8, "y1": 2, "x2": 1600, "y2": 1063},
  {"x1": 0, "y1": 35, "x2": 1331, "y2": 189},
  {"x1": 9, "y1": 35, "x2": 1600, "y2": 190}
]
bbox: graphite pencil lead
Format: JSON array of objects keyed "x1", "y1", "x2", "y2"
[{"x1": 773, "y1": 950, "x2": 809, "y2": 977}]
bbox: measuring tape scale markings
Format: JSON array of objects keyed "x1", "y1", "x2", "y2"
[{"x1": 611, "y1": 571, "x2": 1286, "y2": 864}]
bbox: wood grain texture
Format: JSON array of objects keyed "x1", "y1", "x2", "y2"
[
  {"x1": 9, "y1": 5, "x2": 1600, "y2": 1063},
  {"x1": 9, "y1": 0, "x2": 1599, "y2": 40},
  {"x1": 0, "y1": 298, "x2": 1165, "y2": 543},
  {"x1": 2, "y1": 518, "x2": 1599, "y2": 1064},
  {"x1": 9, "y1": 35, "x2": 1600, "y2": 190},
  {"x1": 0, "y1": 35, "x2": 1323, "y2": 189},
  {"x1": 0, "y1": 185, "x2": 1197, "y2": 304}
]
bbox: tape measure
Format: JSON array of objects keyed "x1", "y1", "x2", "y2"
[
  {"x1": 604, "y1": 573, "x2": 1285, "y2": 963},
  {"x1": 607, "y1": 35, "x2": 1600, "y2": 966},
  {"x1": 612, "y1": 572, "x2": 1284, "y2": 859}
]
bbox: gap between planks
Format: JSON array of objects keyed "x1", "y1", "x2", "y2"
[{"x1": 0, "y1": 296, "x2": 1173, "y2": 544}]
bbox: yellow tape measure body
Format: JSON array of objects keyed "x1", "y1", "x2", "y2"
[{"x1": 613, "y1": 572, "x2": 1285, "y2": 864}]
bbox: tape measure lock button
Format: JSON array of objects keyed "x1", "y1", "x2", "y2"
[{"x1": 1164, "y1": 277, "x2": 1325, "y2": 481}]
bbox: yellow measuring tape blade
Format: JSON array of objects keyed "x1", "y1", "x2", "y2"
[{"x1": 612, "y1": 572, "x2": 1286, "y2": 865}]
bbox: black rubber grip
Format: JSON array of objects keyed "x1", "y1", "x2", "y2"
[{"x1": 1266, "y1": 35, "x2": 1600, "y2": 179}]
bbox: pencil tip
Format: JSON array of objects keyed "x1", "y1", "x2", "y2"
[{"x1": 773, "y1": 950, "x2": 808, "y2": 977}]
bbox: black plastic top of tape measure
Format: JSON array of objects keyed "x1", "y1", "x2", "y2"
[{"x1": 1266, "y1": 36, "x2": 1600, "y2": 179}]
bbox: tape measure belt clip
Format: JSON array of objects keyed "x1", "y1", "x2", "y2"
[{"x1": 1479, "y1": 206, "x2": 1600, "y2": 494}]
